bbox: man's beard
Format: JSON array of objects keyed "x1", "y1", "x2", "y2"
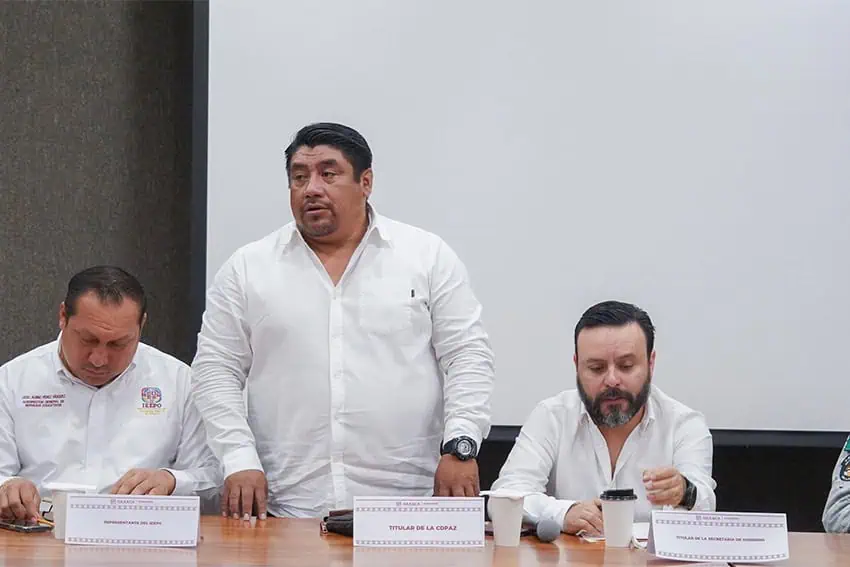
[
  {"x1": 577, "y1": 373, "x2": 652, "y2": 428},
  {"x1": 298, "y1": 214, "x2": 338, "y2": 238}
]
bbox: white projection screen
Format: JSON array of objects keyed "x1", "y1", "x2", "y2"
[{"x1": 206, "y1": 1, "x2": 850, "y2": 431}]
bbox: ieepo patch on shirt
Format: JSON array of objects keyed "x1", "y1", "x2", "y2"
[
  {"x1": 137, "y1": 386, "x2": 167, "y2": 416},
  {"x1": 840, "y1": 453, "x2": 850, "y2": 482}
]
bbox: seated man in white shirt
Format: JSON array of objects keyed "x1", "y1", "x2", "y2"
[
  {"x1": 0, "y1": 266, "x2": 221, "y2": 521},
  {"x1": 191, "y1": 122, "x2": 495, "y2": 520},
  {"x1": 490, "y1": 300, "x2": 715, "y2": 536},
  {"x1": 822, "y1": 435, "x2": 850, "y2": 533}
]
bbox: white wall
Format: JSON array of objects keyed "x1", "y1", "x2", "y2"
[{"x1": 207, "y1": 1, "x2": 850, "y2": 430}]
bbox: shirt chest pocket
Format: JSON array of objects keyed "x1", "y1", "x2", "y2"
[{"x1": 358, "y1": 277, "x2": 416, "y2": 335}]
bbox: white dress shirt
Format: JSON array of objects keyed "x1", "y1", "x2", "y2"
[
  {"x1": 191, "y1": 208, "x2": 495, "y2": 517},
  {"x1": 0, "y1": 339, "x2": 221, "y2": 498},
  {"x1": 490, "y1": 387, "x2": 716, "y2": 526}
]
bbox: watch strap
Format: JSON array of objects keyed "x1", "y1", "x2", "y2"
[{"x1": 680, "y1": 476, "x2": 697, "y2": 510}]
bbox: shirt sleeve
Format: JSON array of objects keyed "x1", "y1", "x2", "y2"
[
  {"x1": 429, "y1": 238, "x2": 496, "y2": 448},
  {"x1": 164, "y1": 365, "x2": 224, "y2": 496},
  {"x1": 190, "y1": 253, "x2": 263, "y2": 478},
  {"x1": 0, "y1": 365, "x2": 21, "y2": 487},
  {"x1": 672, "y1": 409, "x2": 717, "y2": 511},
  {"x1": 822, "y1": 437, "x2": 850, "y2": 533},
  {"x1": 489, "y1": 401, "x2": 573, "y2": 528}
]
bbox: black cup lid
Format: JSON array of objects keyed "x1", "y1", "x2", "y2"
[{"x1": 600, "y1": 488, "x2": 637, "y2": 501}]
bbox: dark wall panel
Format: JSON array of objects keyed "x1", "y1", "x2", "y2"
[{"x1": 0, "y1": 1, "x2": 193, "y2": 364}]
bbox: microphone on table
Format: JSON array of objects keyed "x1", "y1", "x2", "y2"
[{"x1": 535, "y1": 518, "x2": 562, "y2": 543}]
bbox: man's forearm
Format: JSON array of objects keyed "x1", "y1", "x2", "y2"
[
  {"x1": 190, "y1": 364, "x2": 259, "y2": 477},
  {"x1": 824, "y1": 489, "x2": 850, "y2": 533},
  {"x1": 442, "y1": 354, "x2": 495, "y2": 447}
]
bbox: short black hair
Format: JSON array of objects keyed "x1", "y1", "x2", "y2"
[
  {"x1": 64, "y1": 266, "x2": 147, "y2": 324},
  {"x1": 284, "y1": 122, "x2": 373, "y2": 181},
  {"x1": 574, "y1": 300, "x2": 655, "y2": 358}
]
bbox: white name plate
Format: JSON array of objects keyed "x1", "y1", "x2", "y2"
[
  {"x1": 353, "y1": 496, "x2": 485, "y2": 547},
  {"x1": 647, "y1": 510, "x2": 789, "y2": 563},
  {"x1": 64, "y1": 494, "x2": 200, "y2": 547}
]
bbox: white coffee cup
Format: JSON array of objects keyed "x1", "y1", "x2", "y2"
[
  {"x1": 483, "y1": 489, "x2": 527, "y2": 547},
  {"x1": 600, "y1": 488, "x2": 637, "y2": 548}
]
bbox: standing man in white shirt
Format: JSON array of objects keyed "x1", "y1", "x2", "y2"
[
  {"x1": 0, "y1": 266, "x2": 220, "y2": 521},
  {"x1": 191, "y1": 122, "x2": 495, "y2": 520},
  {"x1": 490, "y1": 301, "x2": 715, "y2": 536}
]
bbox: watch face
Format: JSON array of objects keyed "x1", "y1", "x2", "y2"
[{"x1": 457, "y1": 439, "x2": 473, "y2": 456}]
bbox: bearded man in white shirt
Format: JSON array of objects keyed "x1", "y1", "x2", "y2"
[
  {"x1": 191, "y1": 122, "x2": 495, "y2": 520},
  {"x1": 0, "y1": 266, "x2": 220, "y2": 522},
  {"x1": 491, "y1": 300, "x2": 715, "y2": 536}
]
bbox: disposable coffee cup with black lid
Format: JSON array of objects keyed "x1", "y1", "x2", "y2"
[{"x1": 599, "y1": 488, "x2": 637, "y2": 547}]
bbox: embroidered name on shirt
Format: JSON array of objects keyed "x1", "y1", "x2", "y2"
[
  {"x1": 20, "y1": 394, "x2": 66, "y2": 408},
  {"x1": 138, "y1": 386, "x2": 166, "y2": 416}
]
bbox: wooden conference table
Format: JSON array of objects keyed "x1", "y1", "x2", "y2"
[{"x1": 0, "y1": 517, "x2": 848, "y2": 566}]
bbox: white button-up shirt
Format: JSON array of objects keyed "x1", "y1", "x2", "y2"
[
  {"x1": 191, "y1": 209, "x2": 495, "y2": 517},
  {"x1": 491, "y1": 387, "x2": 716, "y2": 526},
  {"x1": 0, "y1": 339, "x2": 221, "y2": 497}
]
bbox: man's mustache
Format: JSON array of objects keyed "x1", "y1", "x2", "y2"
[{"x1": 597, "y1": 388, "x2": 635, "y2": 402}]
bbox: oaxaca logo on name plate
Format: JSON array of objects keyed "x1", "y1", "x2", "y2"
[{"x1": 138, "y1": 386, "x2": 166, "y2": 415}]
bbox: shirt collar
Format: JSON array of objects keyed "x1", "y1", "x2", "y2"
[
  {"x1": 641, "y1": 391, "x2": 658, "y2": 429},
  {"x1": 578, "y1": 395, "x2": 591, "y2": 422},
  {"x1": 278, "y1": 203, "x2": 391, "y2": 252},
  {"x1": 52, "y1": 332, "x2": 138, "y2": 389}
]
